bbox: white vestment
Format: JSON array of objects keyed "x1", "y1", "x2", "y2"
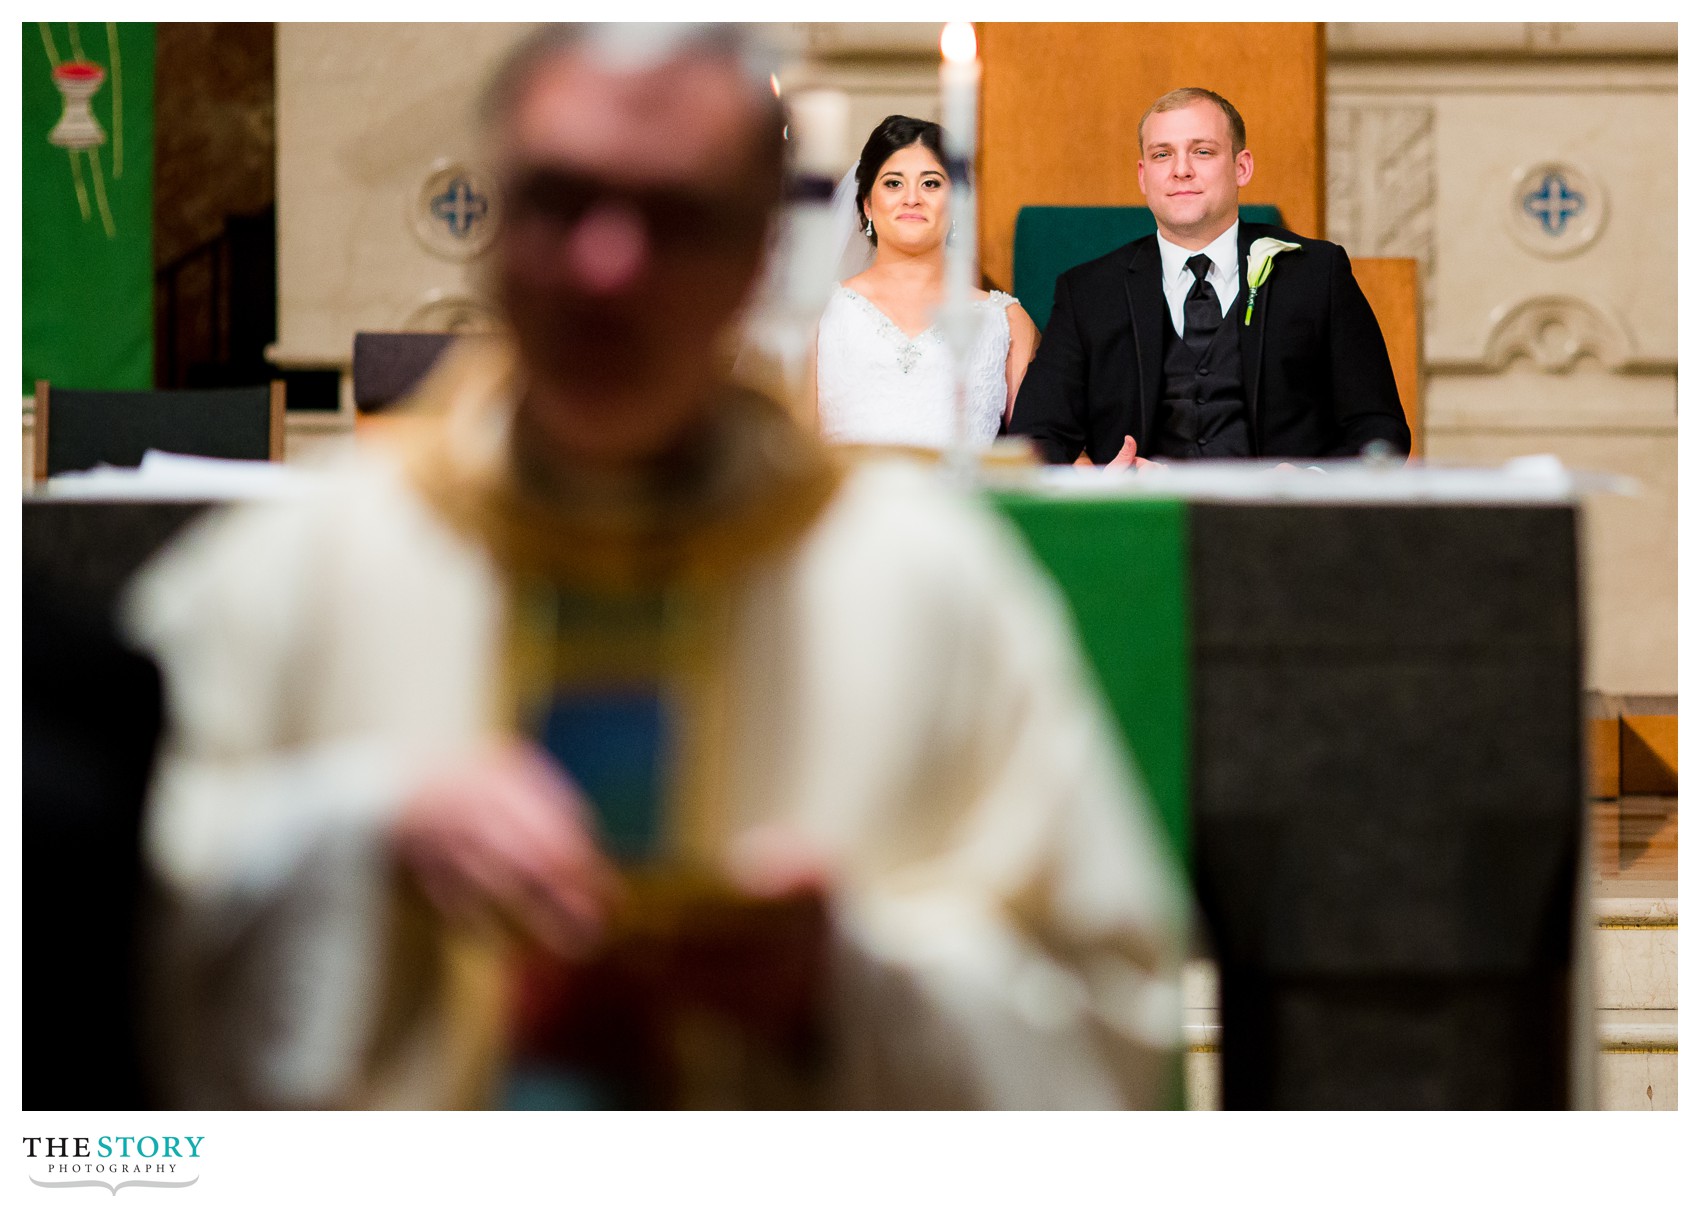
[{"x1": 125, "y1": 437, "x2": 1186, "y2": 1109}]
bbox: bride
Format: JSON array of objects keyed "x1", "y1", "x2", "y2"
[{"x1": 814, "y1": 115, "x2": 1038, "y2": 449}]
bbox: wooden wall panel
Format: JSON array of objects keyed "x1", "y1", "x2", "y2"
[
  {"x1": 979, "y1": 23, "x2": 1324, "y2": 291},
  {"x1": 1590, "y1": 716, "x2": 1621, "y2": 799},
  {"x1": 1353, "y1": 257, "x2": 1424, "y2": 456}
]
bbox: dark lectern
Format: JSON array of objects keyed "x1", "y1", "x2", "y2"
[{"x1": 1188, "y1": 501, "x2": 1585, "y2": 1108}]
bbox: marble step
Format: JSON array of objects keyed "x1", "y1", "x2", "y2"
[{"x1": 1594, "y1": 897, "x2": 1677, "y2": 1010}]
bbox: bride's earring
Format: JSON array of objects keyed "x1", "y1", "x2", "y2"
[
  {"x1": 862, "y1": 216, "x2": 874, "y2": 238},
  {"x1": 948, "y1": 220, "x2": 957, "y2": 244}
]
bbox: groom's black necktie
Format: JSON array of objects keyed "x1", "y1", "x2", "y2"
[{"x1": 1182, "y1": 253, "x2": 1221, "y2": 356}]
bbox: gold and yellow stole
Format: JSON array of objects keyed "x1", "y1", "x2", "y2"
[
  {"x1": 330, "y1": 336, "x2": 851, "y2": 1105},
  {"x1": 392, "y1": 336, "x2": 842, "y2": 895}
]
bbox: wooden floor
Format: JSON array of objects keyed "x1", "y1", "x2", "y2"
[
  {"x1": 1594, "y1": 795, "x2": 1677, "y2": 892},
  {"x1": 1588, "y1": 696, "x2": 1675, "y2": 895}
]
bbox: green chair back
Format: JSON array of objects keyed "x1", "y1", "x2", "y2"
[{"x1": 1014, "y1": 204, "x2": 1285, "y2": 331}]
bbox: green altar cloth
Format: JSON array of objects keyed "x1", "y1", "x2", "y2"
[
  {"x1": 992, "y1": 489, "x2": 1192, "y2": 1111},
  {"x1": 989, "y1": 491, "x2": 1191, "y2": 864}
]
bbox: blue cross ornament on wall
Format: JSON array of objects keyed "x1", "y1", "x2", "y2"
[
  {"x1": 1522, "y1": 171, "x2": 1584, "y2": 237},
  {"x1": 430, "y1": 176, "x2": 490, "y2": 239}
]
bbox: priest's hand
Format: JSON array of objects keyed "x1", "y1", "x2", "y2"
[
  {"x1": 391, "y1": 739, "x2": 622, "y2": 958},
  {"x1": 512, "y1": 824, "x2": 833, "y2": 1091},
  {"x1": 724, "y1": 822, "x2": 832, "y2": 900}
]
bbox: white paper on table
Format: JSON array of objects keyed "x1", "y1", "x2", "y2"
[{"x1": 39, "y1": 450, "x2": 315, "y2": 500}]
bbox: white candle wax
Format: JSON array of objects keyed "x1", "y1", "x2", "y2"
[{"x1": 939, "y1": 23, "x2": 980, "y2": 305}]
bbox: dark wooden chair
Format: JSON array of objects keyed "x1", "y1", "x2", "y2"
[
  {"x1": 351, "y1": 332, "x2": 461, "y2": 414},
  {"x1": 32, "y1": 380, "x2": 285, "y2": 484}
]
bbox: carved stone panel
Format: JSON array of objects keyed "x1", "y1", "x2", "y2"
[
  {"x1": 1329, "y1": 60, "x2": 1675, "y2": 373},
  {"x1": 1482, "y1": 294, "x2": 1631, "y2": 374},
  {"x1": 275, "y1": 23, "x2": 535, "y2": 366},
  {"x1": 1505, "y1": 160, "x2": 1605, "y2": 259},
  {"x1": 1326, "y1": 102, "x2": 1435, "y2": 279}
]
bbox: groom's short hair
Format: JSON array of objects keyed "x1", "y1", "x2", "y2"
[{"x1": 1138, "y1": 87, "x2": 1247, "y2": 156}]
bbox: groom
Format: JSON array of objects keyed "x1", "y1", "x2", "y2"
[{"x1": 1009, "y1": 87, "x2": 1410, "y2": 465}]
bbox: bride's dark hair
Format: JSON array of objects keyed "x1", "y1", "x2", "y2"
[{"x1": 853, "y1": 115, "x2": 955, "y2": 245}]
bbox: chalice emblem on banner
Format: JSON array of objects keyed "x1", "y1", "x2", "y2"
[{"x1": 49, "y1": 60, "x2": 108, "y2": 151}]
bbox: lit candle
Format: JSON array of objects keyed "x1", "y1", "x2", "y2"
[{"x1": 939, "y1": 22, "x2": 979, "y2": 169}]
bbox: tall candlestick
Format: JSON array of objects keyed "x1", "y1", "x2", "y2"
[
  {"x1": 939, "y1": 22, "x2": 981, "y2": 474},
  {"x1": 734, "y1": 85, "x2": 851, "y2": 413},
  {"x1": 786, "y1": 86, "x2": 849, "y2": 180},
  {"x1": 940, "y1": 22, "x2": 980, "y2": 300}
]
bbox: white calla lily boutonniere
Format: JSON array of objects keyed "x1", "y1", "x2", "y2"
[{"x1": 1243, "y1": 237, "x2": 1302, "y2": 326}]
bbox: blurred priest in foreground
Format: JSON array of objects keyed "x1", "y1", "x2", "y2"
[{"x1": 123, "y1": 24, "x2": 1185, "y2": 1109}]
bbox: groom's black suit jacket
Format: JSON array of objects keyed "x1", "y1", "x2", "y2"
[{"x1": 1010, "y1": 223, "x2": 1411, "y2": 463}]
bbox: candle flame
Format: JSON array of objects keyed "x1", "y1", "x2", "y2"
[
  {"x1": 770, "y1": 73, "x2": 781, "y2": 98},
  {"x1": 940, "y1": 22, "x2": 977, "y2": 64}
]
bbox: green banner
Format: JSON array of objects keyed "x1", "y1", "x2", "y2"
[{"x1": 23, "y1": 22, "x2": 155, "y2": 393}]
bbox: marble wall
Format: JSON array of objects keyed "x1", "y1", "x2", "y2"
[
  {"x1": 271, "y1": 23, "x2": 535, "y2": 376},
  {"x1": 1327, "y1": 25, "x2": 1677, "y2": 695}
]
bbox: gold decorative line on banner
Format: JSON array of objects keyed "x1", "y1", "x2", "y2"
[
  {"x1": 67, "y1": 145, "x2": 92, "y2": 222},
  {"x1": 38, "y1": 22, "x2": 61, "y2": 69},
  {"x1": 87, "y1": 147, "x2": 116, "y2": 238},
  {"x1": 106, "y1": 22, "x2": 123, "y2": 178}
]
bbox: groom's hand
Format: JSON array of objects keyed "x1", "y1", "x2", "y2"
[{"x1": 1106, "y1": 435, "x2": 1159, "y2": 471}]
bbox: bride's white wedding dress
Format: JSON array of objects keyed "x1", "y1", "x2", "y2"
[{"x1": 816, "y1": 285, "x2": 1017, "y2": 449}]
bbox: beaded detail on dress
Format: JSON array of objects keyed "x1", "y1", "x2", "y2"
[
  {"x1": 816, "y1": 285, "x2": 1015, "y2": 449},
  {"x1": 836, "y1": 288, "x2": 935, "y2": 375}
]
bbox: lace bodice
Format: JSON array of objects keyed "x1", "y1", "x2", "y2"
[{"x1": 816, "y1": 285, "x2": 1017, "y2": 449}]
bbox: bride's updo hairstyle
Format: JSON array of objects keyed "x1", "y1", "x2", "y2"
[{"x1": 853, "y1": 115, "x2": 953, "y2": 246}]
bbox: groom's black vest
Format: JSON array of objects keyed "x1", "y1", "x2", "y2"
[{"x1": 1150, "y1": 298, "x2": 1253, "y2": 460}]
